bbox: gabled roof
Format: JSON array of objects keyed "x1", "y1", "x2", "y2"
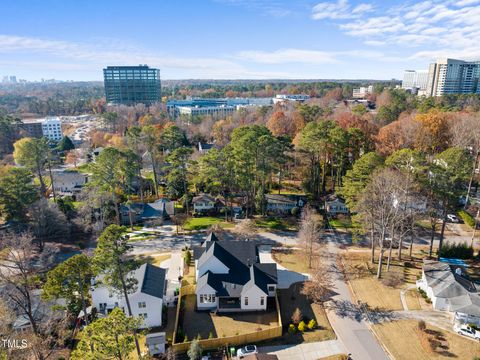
[
  {"x1": 422, "y1": 259, "x2": 480, "y2": 317},
  {"x1": 120, "y1": 199, "x2": 169, "y2": 220},
  {"x1": 131, "y1": 263, "x2": 166, "y2": 299},
  {"x1": 265, "y1": 194, "x2": 298, "y2": 204},
  {"x1": 193, "y1": 194, "x2": 216, "y2": 203},
  {"x1": 197, "y1": 235, "x2": 277, "y2": 297}
]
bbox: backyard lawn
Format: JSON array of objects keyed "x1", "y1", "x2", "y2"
[
  {"x1": 179, "y1": 295, "x2": 279, "y2": 340},
  {"x1": 183, "y1": 217, "x2": 234, "y2": 231},
  {"x1": 135, "y1": 253, "x2": 171, "y2": 267},
  {"x1": 373, "y1": 320, "x2": 480, "y2": 360},
  {"x1": 275, "y1": 283, "x2": 335, "y2": 344}
]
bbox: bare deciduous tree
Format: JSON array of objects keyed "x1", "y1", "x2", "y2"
[
  {"x1": 0, "y1": 232, "x2": 66, "y2": 360},
  {"x1": 301, "y1": 260, "x2": 334, "y2": 303},
  {"x1": 29, "y1": 198, "x2": 69, "y2": 250},
  {"x1": 357, "y1": 169, "x2": 403, "y2": 278},
  {"x1": 298, "y1": 205, "x2": 323, "y2": 269}
]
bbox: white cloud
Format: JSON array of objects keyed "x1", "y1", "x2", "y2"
[
  {"x1": 235, "y1": 48, "x2": 403, "y2": 64},
  {"x1": 320, "y1": 0, "x2": 480, "y2": 63},
  {"x1": 236, "y1": 49, "x2": 338, "y2": 64},
  {"x1": 312, "y1": 0, "x2": 373, "y2": 20}
]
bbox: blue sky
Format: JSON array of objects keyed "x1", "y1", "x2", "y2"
[{"x1": 1, "y1": 0, "x2": 479, "y2": 81}]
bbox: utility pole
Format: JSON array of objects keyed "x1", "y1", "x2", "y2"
[{"x1": 471, "y1": 208, "x2": 479, "y2": 248}]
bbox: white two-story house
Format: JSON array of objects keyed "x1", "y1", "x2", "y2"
[
  {"x1": 193, "y1": 233, "x2": 277, "y2": 312},
  {"x1": 90, "y1": 263, "x2": 167, "y2": 328},
  {"x1": 192, "y1": 194, "x2": 219, "y2": 214},
  {"x1": 51, "y1": 170, "x2": 88, "y2": 196}
]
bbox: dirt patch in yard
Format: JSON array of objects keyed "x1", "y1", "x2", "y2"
[{"x1": 178, "y1": 295, "x2": 279, "y2": 341}]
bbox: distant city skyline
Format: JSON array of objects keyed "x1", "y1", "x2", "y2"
[{"x1": 1, "y1": 0, "x2": 480, "y2": 81}]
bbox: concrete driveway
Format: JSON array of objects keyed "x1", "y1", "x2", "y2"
[
  {"x1": 260, "y1": 339, "x2": 347, "y2": 360},
  {"x1": 258, "y1": 245, "x2": 309, "y2": 289}
]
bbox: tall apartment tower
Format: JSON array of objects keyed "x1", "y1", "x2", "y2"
[
  {"x1": 426, "y1": 59, "x2": 480, "y2": 96},
  {"x1": 402, "y1": 70, "x2": 428, "y2": 91},
  {"x1": 103, "y1": 65, "x2": 161, "y2": 105}
]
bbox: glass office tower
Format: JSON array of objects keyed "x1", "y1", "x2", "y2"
[{"x1": 103, "y1": 65, "x2": 161, "y2": 105}]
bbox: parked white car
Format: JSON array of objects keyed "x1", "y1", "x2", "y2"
[
  {"x1": 447, "y1": 214, "x2": 460, "y2": 223},
  {"x1": 454, "y1": 324, "x2": 480, "y2": 340},
  {"x1": 237, "y1": 345, "x2": 258, "y2": 358}
]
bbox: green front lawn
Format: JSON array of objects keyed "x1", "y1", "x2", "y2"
[
  {"x1": 182, "y1": 217, "x2": 234, "y2": 231},
  {"x1": 255, "y1": 217, "x2": 298, "y2": 231},
  {"x1": 328, "y1": 217, "x2": 360, "y2": 230}
]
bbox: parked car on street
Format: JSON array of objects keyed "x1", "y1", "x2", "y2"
[
  {"x1": 454, "y1": 324, "x2": 480, "y2": 340},
  {"x1": 237, "y1": 345, "x2": 258, "y2": 358}
]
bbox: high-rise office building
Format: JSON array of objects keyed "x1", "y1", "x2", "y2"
[
  {"x1": 103, "y1": 65, "x2": 161, "y2": 105},
  {"x1": 402, "y1": 70, "x2": 428, "y2": 91},
  {"x1": 425, "y1": 59, "x2": 480, "y2": 96}
]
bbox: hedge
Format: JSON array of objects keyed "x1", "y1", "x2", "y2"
[
  {"x1": 439, "y1": 241, "x2": 474, "y2": 259},
  {"x1": 458, "y1": 210, "x2": 476, "y2": 228}
]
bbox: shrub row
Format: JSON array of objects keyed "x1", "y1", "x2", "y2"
[
  {"x1": 288, "y1": 319, "x2": 317, "y2": 334},
  {"x1": 439, "y1": 241, "x2": 474, "y2": 259}
]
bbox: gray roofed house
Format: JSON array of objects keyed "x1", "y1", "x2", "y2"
[
  {"x1": 91, "y1": 263, "x2": 167, "y2": 328},
  {"x1": 195, "y1": 233, "x2": 277, "y2": 312},
  {"x1": 265, "y1": 194, "x2": 306, "y2": 215},
  {"x1": 120, "y1": 198, "x2": 174, "y2": 226},
  {"x1": 417, "y1": 259, "x2": 480, "y2": 326}
]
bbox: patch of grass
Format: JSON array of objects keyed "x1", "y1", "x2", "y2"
[
  {"x1": 75, "y1": 163, "x2": 91, "y2": 173},
  {"x1": 373, "y1": 320, "x2": 480, "y2": 360},
  {"x1": 182, "y1": 265, "x2": 196, "y2": 286},
  {"x1": 183, "y1": 217, "x2": 234, "y2": 231},
  {"x1": 272, "y1": 249, "x2": 313, "y2": 274},
  {"x1": 135, "y1": 253, "x2": 171, "y2": 267},
  {"x1": 318, "y1": 355, "x2": 348, "y2": 360},
  {"x1": 255, "y1": 217, "x2": 298, "y2": 231},
  {"x1": 328, "y1": 217, "x2": 361, "y2": 230},
  {"x1": 129, "y1": 333, "x2": 147, "y2": 359},
  {"x1": 405, "y1": 290, "x2": 421, "y2": 311},
  {"x1": 342, "y1": 251, "x2": 422, "y2": 311}
]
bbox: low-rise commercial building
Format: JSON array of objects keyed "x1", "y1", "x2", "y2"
[{"x1": 19, "y1": 117, "x2": 63, "y2": 141}]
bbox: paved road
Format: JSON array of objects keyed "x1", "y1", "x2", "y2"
[
  {"x1": 260, "y1": 339, "x2": 347, "y2": 360},
  {"x1": 325, "y1": 235, "x2": 390, "y2": 360}
]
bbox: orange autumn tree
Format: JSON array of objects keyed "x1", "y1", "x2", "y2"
[
  {"x1": 414, "y1": 110, "x2": 451, "y2": 154},
  {"x1": 267, "y1": 110, "x2": 294, "y2": 137}
]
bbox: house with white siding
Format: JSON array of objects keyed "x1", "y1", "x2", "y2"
[
  {"x1": 193, "y1": 233, "x2": 277, "y2": 312},
  {"x1": 417, "y1": 260, "x2": 480, "y2": 326},
  {"x1": 51, "y1": 169, "x2": 87, "y2": 196},
  {"x1": 192, "y1": 194, "x2": 221, "y2": 214},
  {"x1": 265, "y1": 194, "x2": 306, "y2": 215},
  {"x1": 90, "y1": 263, "x2": 167, "y2": 328}
]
